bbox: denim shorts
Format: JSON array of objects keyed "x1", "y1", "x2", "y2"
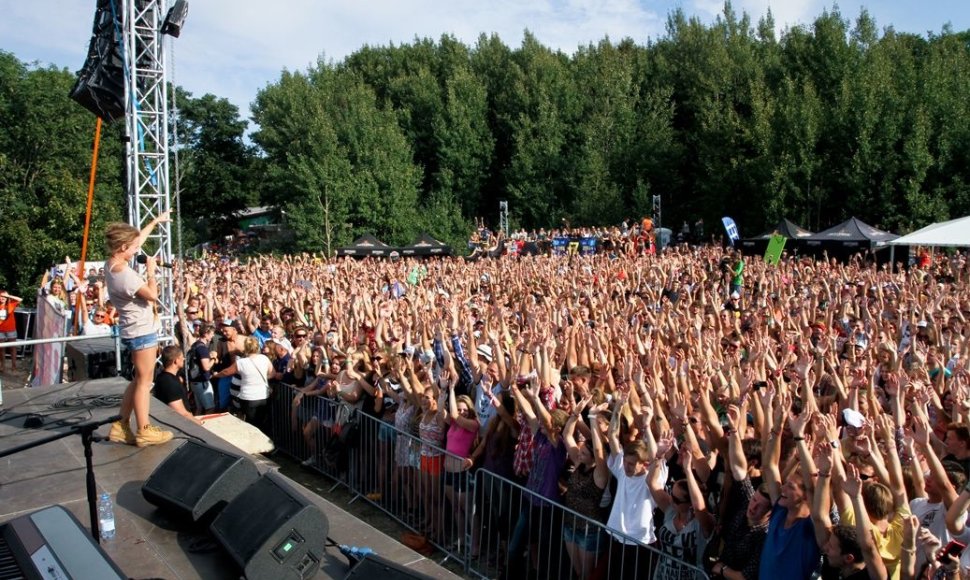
[
  {"x1": 563, "y1": 520, "x2": 606, "y2": 552},
  {"x1": 122, "y1": 332, "x2": 158, "y2": 352}
]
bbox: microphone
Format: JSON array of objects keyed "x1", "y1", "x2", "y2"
[{"x1": 136, "y1": 254, "x2": 174, "y2": 268}]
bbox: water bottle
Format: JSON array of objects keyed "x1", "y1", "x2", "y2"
[{"x1": 98, "y1": 492, "x2": 116, "y2": 540}]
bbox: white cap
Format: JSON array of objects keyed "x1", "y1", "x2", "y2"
[
  {"x1": 842, "y1": 408, "x2": 865, "y2": 429},
  {"x1": 476, "y1": 344, "x2": 493, "y2": 362}
]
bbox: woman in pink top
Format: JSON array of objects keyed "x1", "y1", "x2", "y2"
[{"x1": 444, "y1": 381, "x2": 480, "y2": 552}]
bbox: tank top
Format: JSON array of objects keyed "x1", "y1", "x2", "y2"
[
  {"x1": 565, "y1": 464, "x2": 605, "y2": 521},
  {"x1": 446, "y1": 422, "x2": 477, "y2": 458},
  {"x1": 419, "y1": 413, "x2": 445, "y2": 457}
]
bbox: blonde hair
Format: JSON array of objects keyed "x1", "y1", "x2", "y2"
[
  {"x1": 243, "y1": 336, "x2": 260, "y2": 355},
  {"x1": 105, "y1": 222, "x2": 139, "y2": 255},
  {"x1": 455, "y1": 395, "x2": 477, "y2": 418}
]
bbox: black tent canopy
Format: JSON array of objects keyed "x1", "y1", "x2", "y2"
[
  {"x1": 740, "y1": 218, "x2": 814, "y2": 255},
  {"x1": 400, "y1": 233, "x2": 452, "y2": 257},
  {"x1": 336, "y1": 233, "x2": 453, "y2": 258},
  {"x1": 335, "y1": 234, "x2": 395, "y2": 258},
  {"x1": 799, "y1": 217, "x2": 899, "y2": 261}
]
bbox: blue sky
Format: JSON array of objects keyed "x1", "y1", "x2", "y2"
[{"x1": 3, "y1": 1, "x2": 968, "y2": 123}]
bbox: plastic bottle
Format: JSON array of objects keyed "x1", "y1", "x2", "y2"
[{"x1": 98, "y1": 492, "x2": 116, "y2": 540}]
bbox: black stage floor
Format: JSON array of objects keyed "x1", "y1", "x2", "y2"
[{"x1": 0, "y1": 378, "x2": 458, "y2": 579}]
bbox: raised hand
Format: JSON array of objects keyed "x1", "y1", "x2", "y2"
[
  {"x1": 843, "y1": 463, "x2": 863, "y2": 497},
  {"x1": 788, "y1": 409, "x2": 812, "y2": 439}
]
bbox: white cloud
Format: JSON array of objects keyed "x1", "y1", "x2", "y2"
[
  {"x1": 2, "y1": 0, "x2": 966, "y2": 124},
  {"x1": 690, "y1": 0, "x2": 827, "y2": 32}
]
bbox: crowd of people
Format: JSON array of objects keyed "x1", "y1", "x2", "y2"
[
  {"x1": 29, "y1": 216, "x2": 970, "y2": 579},
  {"x1": 142, "y1": 232, "x2": 970, "y2": 580},
  {"x1": 467, "y1": 216, "x2": 702, "y2": 258}
]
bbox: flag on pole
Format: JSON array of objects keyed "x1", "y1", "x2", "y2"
[{"x1": 721, "y1": 217, "x2": 740, "y2": 245}]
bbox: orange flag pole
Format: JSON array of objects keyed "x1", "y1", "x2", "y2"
[{"x1": 74, "y1": 117, "x2": 103, "y2": 333}]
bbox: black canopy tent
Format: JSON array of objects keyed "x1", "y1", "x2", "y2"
[
  {"x1": 400, "y1": 233, "x2": 453, "y2": 257},
  {"x1": 797, "y1": 217, "x2": 901, "y2": 262},
  {"x1": 740, "y1": 218, "x2": 813, "y2": 256},
  {"x1": 335, "y1": 234, "x2": 396, "y2": 258},
  {"x1": 739, "y1": 219, "x2": 814, "y2": 256}
]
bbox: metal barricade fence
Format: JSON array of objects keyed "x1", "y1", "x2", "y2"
[
  {"x1": 269, "y1": 386, "x2": 710, "y2": 580},
  {"x1": 271, "y1": 385, "x2": 474, "y2": 568},
  {"x1": 469, "y1": 469, "x2": 710, "y2": 580}
]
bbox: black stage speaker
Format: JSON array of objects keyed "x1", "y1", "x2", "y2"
[
  {"x1": 142, "y1": 440, "x2": 260, "y2": 521},
  {"x1": 344, "y1": 554, "x2": 434, "y2": 579},
  {"x1": 210, "y1": 471, "x2": 329, "y2": 580},
  {"x1": 66, "y1": 337, "x2": 117, "y2": 380}
]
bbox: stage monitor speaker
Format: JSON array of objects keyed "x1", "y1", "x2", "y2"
[
  {"x1": 142, "y1": 440, "x2": 260, "y2": 521},
  {"x1": 211, "y1": 471, "x2": 329, "y2": 580},
  {"x1": 343, "y1": 554, "x2": 434, "y2": 579}
]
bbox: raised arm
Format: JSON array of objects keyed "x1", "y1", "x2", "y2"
[{"x1": 844, "y1": 464, "x2": 889, "y2": 580}]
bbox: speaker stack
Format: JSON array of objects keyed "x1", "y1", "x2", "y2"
[
  {"x1": 142, "y1": 441, "x2": 329, "y2": 579},
  {"x1": 142, "y1": 440, "x2": 260, "y2": 522}
]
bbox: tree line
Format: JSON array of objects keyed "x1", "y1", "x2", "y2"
[{"x1": 2, "y1": 3, "x2": 970, "y2": 302}]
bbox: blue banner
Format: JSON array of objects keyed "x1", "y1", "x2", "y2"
[{"x1": 721, "y1": 217, "x2": 740, "y2": 245}]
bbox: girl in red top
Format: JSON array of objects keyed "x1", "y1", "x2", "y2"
[{"x1": 0, "y1": 290, "x2": 23, "y2": 371}]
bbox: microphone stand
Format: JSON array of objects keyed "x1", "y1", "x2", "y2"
[{"x1": 0, "y1": 414, "x2": 121, "y2": 543}]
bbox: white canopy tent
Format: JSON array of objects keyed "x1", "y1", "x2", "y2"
[
  {"x1": 890, "y1": 216, "x2": 970, "y2": 247},
  {"x1": 888, "y1": 215, "x2": 970, "y2": 267}
]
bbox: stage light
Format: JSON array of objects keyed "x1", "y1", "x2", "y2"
[{"x1": 161, "y1": 0, "x2": 189, "y2": 38}]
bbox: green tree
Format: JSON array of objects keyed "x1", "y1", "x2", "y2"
[
  {"x1": 172, "y1": 88, "x2": 256, "y2": 237},
  {"x1": 0, "y1": 52, "x2": 124, "y2": 302}
]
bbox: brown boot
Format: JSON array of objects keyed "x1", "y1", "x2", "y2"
[
  {"x1": 135, "y1": 424, "x2": 174, "y2": 447},
  {"x1": 108, "y1": 420, "x2": 136, "y2": 445}
]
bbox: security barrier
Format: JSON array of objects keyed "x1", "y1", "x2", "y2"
[{"x1": 270, "y1": 385, "x2": 710, "y2": 579}]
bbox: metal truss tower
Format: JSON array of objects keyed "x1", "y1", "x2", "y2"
[
  {"x1": 123, "y1": 0, "x2": 174, "y2": 337},
  {"x1": 498, "y1": 200, "x2": 510, "y2": 238}
]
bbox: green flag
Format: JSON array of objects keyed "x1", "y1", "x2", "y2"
[{"x1": 764, "y1": 234, "x2": 787, "y2": 265}]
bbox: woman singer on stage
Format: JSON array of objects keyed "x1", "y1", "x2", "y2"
[{"x1": 105, "y1": 211, "x2": 174, "y2": 448}]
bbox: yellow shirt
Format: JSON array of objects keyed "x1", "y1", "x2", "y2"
[{"x1": 840, "y1": 501, "x2": 911, "y2": 580}]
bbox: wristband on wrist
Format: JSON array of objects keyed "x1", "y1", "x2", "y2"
[{"x1": 793, "y1": 436, "x2": 805, "y2": 441}]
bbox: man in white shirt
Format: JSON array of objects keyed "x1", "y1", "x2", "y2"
[{"x1": 82, "y1": 309, "x2": 113, "y2": 336}]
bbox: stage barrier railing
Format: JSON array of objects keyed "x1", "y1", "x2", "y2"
[{"x1": 271, "y1": 385, "x2": 710, "y2": 580}]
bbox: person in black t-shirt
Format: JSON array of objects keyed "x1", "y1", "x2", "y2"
[
  {"x1": 189, "y1": 324, "x2": 216, "y2": 414},
  {"x1": 154, "y1": 345, "x2": 202, "y2": 425}
]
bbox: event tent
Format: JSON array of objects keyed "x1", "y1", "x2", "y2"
[
  {"x1": 739, "y1": 218, "x2": 814, "y2": 255},
  {"x1": 889, "y1": 216, "x2": 970, "y2": 248},
  {"x1": 799, "y1": 217, "x2": 899, "y2": 261},
  {"x1": 335, "y1": 234, "x2": 396, "y2": 258},
  {"x1": 400, "y1": 233, "x2": 453, "y2": 257}
]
